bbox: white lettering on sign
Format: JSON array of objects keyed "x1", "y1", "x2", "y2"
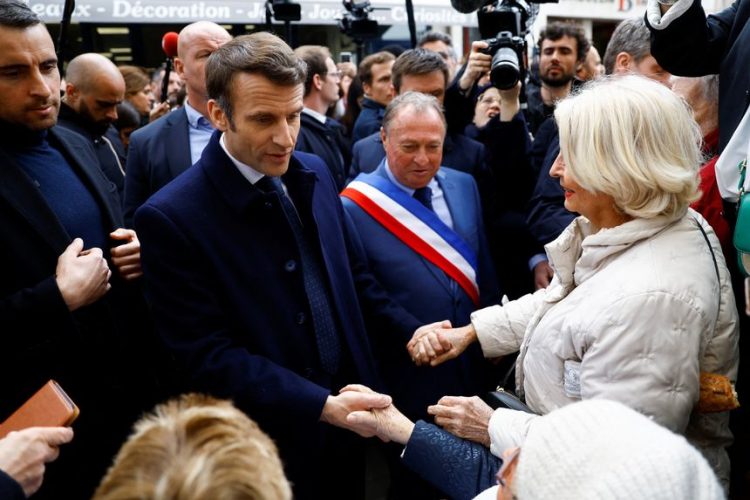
[{"x1": 112, "y1": 1, "x2": 231, "y2": 19}]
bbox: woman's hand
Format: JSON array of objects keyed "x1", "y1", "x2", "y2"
[
  {"x1": 407, "y1": 324, "x2": 478, "y2": 367},
  {"x1": 428, "y1": 396, "x2": 493, "y2": 447},
  {"x1": 341, "y1": 385, "x2": 414, "y2": 444}
]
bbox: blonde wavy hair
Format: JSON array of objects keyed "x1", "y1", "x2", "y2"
[
  {"x1": 554, "y1": 75, "x2": 702, "y2": 220},
  {"x1": 93, "y1": 394, "x2": 291, "y2": 500}
]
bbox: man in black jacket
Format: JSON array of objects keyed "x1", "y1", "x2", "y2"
[
  {"x1": 294, "y1": 45, "x2": 351, "y2": 190},
  {"x1": 58, "y1": 52, "x2": 127, "y2": 202},
  {"x1": 0, "y1": 2, "x2": 163, "y2": 498}
]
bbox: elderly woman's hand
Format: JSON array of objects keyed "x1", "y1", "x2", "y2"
[
  {"x1": 428, "y1": 396, "x2": 493, "y2": 447},
  {"x1": 341, "y1": 385, "x2": 415, "y2": 445}
]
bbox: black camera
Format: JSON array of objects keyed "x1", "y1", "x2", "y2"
[
  {"x1": 338, "y1": 1, "x2": 379, "y2": 40},
  {"x1": 477, "y1": 0, "x2": 533, "y2": 89}
]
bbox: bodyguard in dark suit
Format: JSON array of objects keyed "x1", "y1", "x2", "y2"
[
  {"x1": 57, "y1": 53, "x2": 128, "y2": 202},
  {"x1": 294, "y1": 45, "x2": 351, "y2": 189},
  {"x1": 0, "y1": 4, "x2": 161, "y2": 497},
  {"x1": 135, "y1": 33, "x2": 395, "y2": 500},
  {"x1": 123, "y1": 21, "x2": 231, "y2": 225},
  {"x1": 348, "y1": 49, "x2": 488, "y2": 189}
]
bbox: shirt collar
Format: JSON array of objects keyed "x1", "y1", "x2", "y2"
[
  {"x1": 302, "y1": 107, "x2": 328, "y2": 125},
  {"x1": 384, "y1": 159, "x2": 438, "y2": 195},
  {"x1": 219, "y1": 133, "x2": 265, "y2": 185},
  {"x1": 184, "y1": 101, "x2": 213, "y2": 130}
]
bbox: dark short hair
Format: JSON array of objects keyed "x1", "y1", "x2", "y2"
[
  {"x1": 391, "y1": 48, "x2": 448, "y2": 93},
  {"x1": 206, "y1": 32, "x2": 306, "y2": 125},
  {"x1": 539, "y1": 22, "x2": 590, "y2": 63},
  {"x1": 115, "y1": 101, "x2": 141, "y2": 130},
  {"x1": 294, "y1": 45, "x2": 332, "y2": 97},
  {"x1": 358, "y1": 51, "x2": 396, "y2": 86},
  {"x1": 0, "y1": 0, "x2": 41, "y2": 28},
  {"x1": 602, "y1": 17, "x2": 651, "y2": 75}
]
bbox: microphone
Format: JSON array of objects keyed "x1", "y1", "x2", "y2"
[
  {"x1": 450, "y1": 0, "x2": 486, "y2": 13},
  {"x1": 160, "y1": 32, "x2": 179, "y2": 104}
]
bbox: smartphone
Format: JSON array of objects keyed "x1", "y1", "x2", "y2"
[
  {"x1": 0, "y1": 380, "x2": 79, "y2": 438},
  {"x1": 340, "y1": 51, "x2": 352, "y2": 64}
]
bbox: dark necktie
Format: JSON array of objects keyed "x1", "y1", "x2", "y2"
[
  {"x1": 256, "y1": 176, "x2": 341, "y2": 374},
  {"x1": 413, "y1": 186, "x2": 434, "y2": 211}
]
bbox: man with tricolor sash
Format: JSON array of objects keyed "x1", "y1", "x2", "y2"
[{"x1": 341, "y1": 91, "x2": 500, "y2": 498}]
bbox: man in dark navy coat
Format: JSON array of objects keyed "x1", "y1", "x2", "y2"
[
  {"x1": 123, "y1": 21, "x2": 231, "y2": 226},
  {"x1": 294, "y1": 45, "x2": 351, "y2": 190},
  {"x1": 0, "y1": 3, "x2": 162, "y2": 498},
  {"x1": 135, "y1": 33, "x2": 402, "y2": 500}
]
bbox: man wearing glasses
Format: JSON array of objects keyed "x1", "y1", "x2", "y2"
[{"x1": 294, "y1": 45, "x2": 351, "y2": 190}]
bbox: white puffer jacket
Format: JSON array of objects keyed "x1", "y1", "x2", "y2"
[{"x1": 473, "y1": 210, "x2": 739, "y2": 485}]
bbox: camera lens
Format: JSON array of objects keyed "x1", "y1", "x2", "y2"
[{"x1": 490, "y1": 47, "x2": 520, "y2": 90}]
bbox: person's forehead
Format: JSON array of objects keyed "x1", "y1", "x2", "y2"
[
  {"x1": 401, "y1": 71, "x2": 445, "y2": 90},
  {"x1": 541, "y1": 35, "x2": 577, "y2": 51},
  {"x1": 421, "y1": 40, "x2": 450, "y2": 53},
  {"x1": 372, "y1": 61, "x2": 393, "y2": 77},
  {"x1": 391, "y1": 106, "x2": 443, "y2": 130},
  {"x1": 0, "y1": 24, "x2": 56, "y2": 64}
]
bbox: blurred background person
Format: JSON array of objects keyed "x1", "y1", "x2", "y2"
[
  {"x1": 114, "y1": 101, "x2": 141, "y2": 152},
  {"x1": 418, "y1": 31, "x2": 459, "y2": 80},
  {"x1": 352, "y1": 51, "x2": 396, "y2": 143},
  {"x1": 118, "y1": 65, "x2": 158, "y2": 126}
]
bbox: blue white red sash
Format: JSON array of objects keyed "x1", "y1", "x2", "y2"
[{"x1": 341, "y1": 174, "x2": 480, "y2": 306}]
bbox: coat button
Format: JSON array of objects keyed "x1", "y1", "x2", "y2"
[
  {"x1": 295, "y1": 312, "x2": 306, "y2": 325},
  {"x1": 284, "y1": 260, "x2": 297, "y2": 272},
  {"x1": 264, "y1": 201, "x2": 273, "y2": 209}
]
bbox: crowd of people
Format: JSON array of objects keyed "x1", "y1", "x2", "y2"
[{"x1": 0, "y1": 0, "x2": 746, "y2": 498}]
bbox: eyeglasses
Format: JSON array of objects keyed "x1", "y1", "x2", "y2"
[{"x1": 327, "y1": 71, "x2": 342, "y2": 79}]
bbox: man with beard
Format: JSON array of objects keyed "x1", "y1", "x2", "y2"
[
  {"x1": 524, "y1": 22, "x2": 589, "y2": 135},
  {"x1": 58, "y1": 53, "x2": 127, "y2": 202}
]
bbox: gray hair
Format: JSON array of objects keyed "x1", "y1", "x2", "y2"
[
  {"x1": 382, "y1": 91, "x2": 446, "y2": 134},
  {"x1": 602, "y1": 17, "x2": 651, "y2": 75}
]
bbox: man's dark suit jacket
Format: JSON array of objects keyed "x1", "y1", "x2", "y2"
[
  {"x1": 124, "y1": 107, "x2": 192, "y2": 226},
  {"x1": 135, "y1": 133, "x2": 386, "y2": 498},
  {"x1": 343, "y1": 162, "x2": 499, "y2": 421},
  {"x1": 57, "y1": 103, "x2": 126, "y2": 202},
  {"x1": 647, "y1": 0, "x2": 750, "y2": 152},
  {"x1": 295, "y1": 113, "x2": 351, "y2": 190},
  {"x1": 0, "y1": 126, "x2": 160, "y2": 500},
  {"x1": 351, "y1": 97, "x2": 386, "y2": 144},
  {"x1": 348, "y1": 130, "x2": 487, "y2": 184}
]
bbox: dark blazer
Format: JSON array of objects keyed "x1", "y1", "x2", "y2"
[
  {"x1": 124, "y1": 107, "x2": 192, "y2": 226},
  {"x1": 134, "y1": 132, "x2": 381, "y2": 498},
  {"x1": 343, "y1": 162, "x2": 499, "y2": 421},
  {"x1": 348, "y1": 130, "x2": 487, "y2": 185},
  {"x1": 57, "y1": 103, "x2": 126, "y2": 202},
  {"x1": 647, "y1": 0, "x2": 750, "y2": 152},
  {"x1": 351, "y1": 97, "x2": 386, "y2": 144},
  {"x1": 0, "y1": 126, "x2": 159, "y2": 500},
  {"x1": 295, "y1": 113, "x2": 351, "y2": 190}
]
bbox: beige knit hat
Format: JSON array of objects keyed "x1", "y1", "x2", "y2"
[{"x1": 511, "y1": 400, "x2": 724, "y2": 500}]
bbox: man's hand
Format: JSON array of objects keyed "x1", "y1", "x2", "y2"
[
  {"x1": 533, "y1": 260, "x2": 554, "y2": 290},
  {"x1": 428, "y1": 395, "x2": 493, "y2": 447},
  {"x1": 407, "y1": 324, "x2": 478, "y2": 367},
  {"x1": 56, "y1": 238, "x2": 111, "y2": 311},
  {"x1": 341, "y1": 385, "x2": 415, "y2": 444},
  {"x1": 319, "y1": 384, "x2": 391, "y2": 437},
  {"x1": 458, "y1": 41, "x2": 491, "y2": 92},
  {"x1": 499, "y1": 81, "x2": 522, "y2": 121},
  {"x1": 149, "y1": 101, "x2": 171, "y2": 123},
  {"x1": 0, "y1": 427, "x2": 74, "y2": 497},
  {"x1": 110, "y1": 228, "x2": 143, "y2": 281},
  {"x1": 406, "y1": 320, "x2": 453, "y2": 365}
]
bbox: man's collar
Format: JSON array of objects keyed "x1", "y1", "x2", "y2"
[
  {"x1": 302, "y1": 107, "x2": 328, "y2": 124},
  {"x1": 184, "y1": 101, "x2": 212, "y2": 129},
  {"x1": 218, "y1": 132, "x2": 264, "y2": 185}
]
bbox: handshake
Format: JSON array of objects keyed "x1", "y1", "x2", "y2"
[{"x1": 406, "y1": 321, "x2": 478, "y2": 367}]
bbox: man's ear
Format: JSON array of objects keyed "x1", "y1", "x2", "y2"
[
  {"x1": 174, "y1": 57, "x2": 185, "y2": 79},
  {"x1": 313, "y1": 73, "x2": 324, "y2": 92},
  {"x1": 207, "y1": 99, "x2": 228, "y2": 131},
  {"x1": 380, "y1": 126, "x2": 387, "y2": 146},
  {"x1": 64, "y1": 83, "x2": 78, "y2": 102},
  {"x1": 614, "y1": 52, "x2": 632, "y2": 74}
]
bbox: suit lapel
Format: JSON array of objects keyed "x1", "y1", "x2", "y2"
[
  {"x1": 0, "y1": 146, "x2": 71, "y2": 253},
  {"x1": 165, "y1": 109, "x2": 193, "y2": 179},
  {"x1": 438, "y1": 169, "x2": 471, "y2": 242}
]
